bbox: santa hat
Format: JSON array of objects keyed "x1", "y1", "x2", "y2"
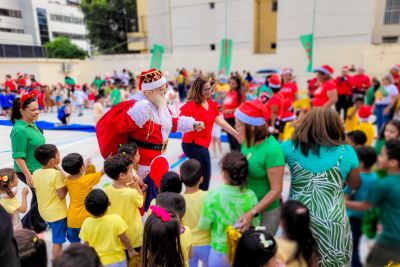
[
  {"x1": 234, "y1": 99, "x2": 267, "y2": 126},
  {"x1": 342, "y1": 66, "x2": 349, "y2": 71},
  {"x1": 139, "y1": 69, "x2": 167, "y2": 91},
  {"x1": 313, "y1": 64, "x2": 334, "y2": 75},
  {"x1": 268, "y1": 74, "x2": 281, "y2": 89},
  {"x1": 358, "y1": 105, "x2": 372, "y2": 122},
  {"x1": 75, "y1": 84, "x2": 81, "y2": 90},
  {"x1": 392, "y1": 64, "x2": 400, "y2": 71},
  {"x1": 281, "y1": 68, "x2": 293, "y2": 75}
]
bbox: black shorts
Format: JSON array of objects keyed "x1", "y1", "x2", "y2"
[{"x1": 59, "y1": 114, "x2": 70, "y2": 125}]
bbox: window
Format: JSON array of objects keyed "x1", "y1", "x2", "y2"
[
  {"x1": 272, "y1": 0, "x2": 278, "y2": 12},
  {"x1": 53, "y1": 31, "x2": 87, "y2": 40},
  {"x1": 382, "y1": 36, "x2": 399, "y2": 43},
  {"x1": 36, "y1": 8, "x2": 50, "y2": 45},
  {"x1": 384, "y1": 0, "x2": 400, "y2": 24},
  {"x1": 50, "y1": 14, "x2": 84, "y2": 24},
  {"x1": 209, "y1": 2, "x2": 215, "y2": 9},
  {"x1": 210, "y1": 44, "x2": 216, "y2": 50},
  {"x1": 0, "y1": 27, "x2": 24, "y2": 34},
  {"x1": 0, "y1": 8, "x2": 22, "y2": 18}
]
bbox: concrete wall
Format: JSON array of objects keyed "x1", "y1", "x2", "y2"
[{"x1": 1, "y1": 43, "x2": 400, "y2": 90}]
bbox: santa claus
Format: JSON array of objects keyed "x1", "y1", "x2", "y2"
[{"x1": 96, "y1": 69, "x2": 204, "y2": 179}]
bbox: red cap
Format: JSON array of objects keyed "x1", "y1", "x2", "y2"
[
  {"x1": 234, "y1": 99, "x2": 268, "y2": 126},
  {"x1": 342, "y1": 66, "x2": 349, "y2": 71},
  {"x1": 281, "y1": 68, "x2": 293, "y2": 75},
  {"x1": 314, "y1": 64, "x2": 334, "y2": 75},
  {"x1": 358, "y1": 105, "x2": 372, "y2": 121},
  {"x1": 268, "y1": 74, "x2": 281, "y2": 89}
]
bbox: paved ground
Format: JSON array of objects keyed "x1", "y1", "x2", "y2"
[{"x1": 0, "y1": 108, "x2": 371, "y2": 265}]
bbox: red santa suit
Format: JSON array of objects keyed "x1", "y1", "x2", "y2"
[{"x1": 96, "y1": 69, "x2": 196, "y2": 179}]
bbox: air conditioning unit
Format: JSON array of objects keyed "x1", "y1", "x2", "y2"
[{"x1": 62, "y1": 62, "x2": 72, "y2": 72}]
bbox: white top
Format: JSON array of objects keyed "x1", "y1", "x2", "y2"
[
  {"x1": 376, "y1": 84, "x2": 398, "y2": 105},
  {"x1": 73, "y1": 90, "x2": 87, "y2": 105}
]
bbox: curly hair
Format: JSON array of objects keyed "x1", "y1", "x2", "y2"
[{"x1": 220, "y1": 152, "x2": 248, "y2": 190}]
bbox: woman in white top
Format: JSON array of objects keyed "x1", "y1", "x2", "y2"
[{"x1": 374, "y1": 75, "x2": 399, "y2": 132}]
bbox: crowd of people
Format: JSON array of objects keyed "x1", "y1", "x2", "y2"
[{"x1": 1, "y1": 63, "x2": 400, "y2": 267}]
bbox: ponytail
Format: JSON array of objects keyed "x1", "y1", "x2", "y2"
[
  {"x1": 0, "y1": 168, "x2": 16, "y2": 198},
  {"x1": 10, "y1": 96, "x2": 36, "y2": 124}
]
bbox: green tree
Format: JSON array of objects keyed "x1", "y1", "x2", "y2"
[
  {"x1": 80, "y1": 0, "x2": 137, "y2": 54},
  {"x1": 45, "y1": 37, "x2": 87, "y2": 59}
]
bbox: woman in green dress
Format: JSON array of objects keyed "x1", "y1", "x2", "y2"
[{"x1": 281, "y1": 108, "x2": 360, "y2": 267}]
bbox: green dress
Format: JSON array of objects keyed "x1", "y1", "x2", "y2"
[{"x1": 289, "y1": 145, "x2": 351, "y2": 267}]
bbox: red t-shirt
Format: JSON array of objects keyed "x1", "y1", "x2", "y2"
[
  {"x1": 265, "y1": 93, "x2": 284, "y2": 120},
  {"x1": 312, "y1": 80, "x2": 337, "y2": 107},
  {"x1": 352, "y1": 74, "x2": 371, "y2": 91},
  {"x1": 392, "y1": 73, "x2": 400, "y2": 93},
  {"x1": 223, "y1": 90, "x2": 243, "y2": 119},
  {"x1": 335, "y1": 75, "x2": 353, "y2": 96},
  {"x1": 18, "y1": 78, "x2": 27, "y2": 87},
  {"x1": 180, "y1": 99, "x2": 220, "y2": 148},
  {"x1": 280, "y1": 82, "x2": 298, "y2": 102},
  {"x1": 307, "y1": 77, "x2": 318, "y2": 96},
  {"x1": 5, "y1": 80, "x2": 16, "y2": 92}
]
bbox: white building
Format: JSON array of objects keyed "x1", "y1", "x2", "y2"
[{"x1": 0, "y1": 0, "x2": 89, "y2": 52}]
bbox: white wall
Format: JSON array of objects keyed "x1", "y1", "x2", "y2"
[{"x1": 147, "y1": 0, "x2": 173, "y2": 52}]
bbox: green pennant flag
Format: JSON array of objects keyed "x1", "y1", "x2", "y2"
[
  {"x1": 150, "y1": 44, "x2": 164, "y2": 70},
  {"x1": 299, "y1": 34, "x2": 314, "y2": 72},
  {"x1": 218, "y1": 39, "x2": 233, "y2": 75}
]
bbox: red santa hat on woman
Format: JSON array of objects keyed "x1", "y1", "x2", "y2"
[
  {"x1": 313, "y1": 64, "x2": 334, "y2": 76},
  {"x1": 268, "y1": 74, "x2": 281, "y2": 89},
  {"x1": 281, "y1": 68, "x2": 293, "y2": 75},
  {"x1": 139, "y1": 69, "x2": 167, "y2": 91},
  {"x1": 234, "y1": 99, "x2": 267, "y2": 126}
]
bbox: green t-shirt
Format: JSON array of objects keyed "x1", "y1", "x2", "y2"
[
  {"x1": 241, "y1": 136, "x2": 285, "y2": 210},
  {"x1": 198, "y1": 184, "x2": 259, "y2": 253},
  {"x1": 93, "y1": 79, "x2": 104, "y2": 89},
  {"x1": 374, "y1": 139, "x2": 387, "y2": 178},
  {"x1": 10, "y1": 120, "x2": 45, "y2": 173},
  {"x1": 367, "y1": 174, "x2": 400, "y2": 248},
  {"x1": 110, "y1": 88, "x2": 121, "y2": 106},
  {"x1": 365, "y1": 86, "x2": 375, "y2": 106},
  {"x1": 256, "y1": 84, "x2": 273, "y2": 98}
]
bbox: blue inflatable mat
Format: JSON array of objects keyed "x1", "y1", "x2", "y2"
[{"x1": 0, "y1": 120, "x2": 229, "y2": 141}]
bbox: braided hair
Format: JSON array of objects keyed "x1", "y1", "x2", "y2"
[
  {"x1": 0, "y1": 168, "x2": 16, "y2": 198},
  {"x1": 220, "y1": 152, "x2": 249, "y2": 191}
]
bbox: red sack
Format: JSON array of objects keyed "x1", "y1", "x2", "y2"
[{"x1": 96, "y1": 99, "x2": 136, "y2": 158}]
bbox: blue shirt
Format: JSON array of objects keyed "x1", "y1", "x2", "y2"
[
  {"x1": 58, "y1": 105, "x2": 66, "y2": 120},
  {"x1": 281, "y1": 141, "x2": 359, "y2": 180},
  {"x1": 0, "y1": 94, "x2": 11, "y2": 109},
  {"x1": 344, "y1": 172, "x2": 377, "y2": 218}
]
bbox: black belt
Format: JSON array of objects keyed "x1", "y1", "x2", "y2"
[{"x1": 127, "y1": 137, "x2": 168, "y2": 152}]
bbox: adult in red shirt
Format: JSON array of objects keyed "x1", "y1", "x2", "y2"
[
  {"x1": 222, "y1": 76, "x2": 245, "y2": 151},
  {"x1": 280, "y1": 68, "x2": 297, "y2": 123},
  {"x1": 265, "y1": 74, "x2": 284, "y2": 137},
  {"x1": 180, "y1": 77, "x2": 239, "y2": 190},
  {"x1": 312, "y1": 64, "x2": 338, "y2": 108},
  {"x1": 307, "y1": 77, "x2": 319, "y2": 97},
  {"x1": 335, "y1": 66, "x2": 353, "y2": 117},
  {"x1": 352, "y1": 67, "x2": 371, "y2": 97},
  {"x1": 389, "y1": 64, "x2": 400, "y2": 92},
  {"x1": 4, "y1": 75, "x2": 16, "y2": 92}
]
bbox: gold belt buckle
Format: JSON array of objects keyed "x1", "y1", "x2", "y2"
[{"x1": 161, "y1": 139, "x2": 169, "y2": 154}]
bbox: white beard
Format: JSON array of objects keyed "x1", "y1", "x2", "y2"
[{"x1": 153, "y1": 94, "x2": 167, "y2": 108}]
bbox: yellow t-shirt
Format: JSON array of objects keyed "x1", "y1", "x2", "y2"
[
  {"x1": 80, "y1": 214, "x2": 128, "y2": 265},
  {"x1": 32, "y1": 168, "x2": 67, "y2": 222},
  {"x1": 215, "y1": 83, "x2": 230, "y2": 93},
  {"x1": 104, "y1": 185, "x2": 144, "y2": 248},
  {"x1": 182, "y1": 191, "x2": 210, "y2": 246},
  {"x1": 180, "y1": 225, "x2": 193, "y2": 267},
  {"x1": 355, "y1": 122, "x2": 375, "y2": 146},
  {"x1": 345, "y1": 106, "x2": 359, "y2": 133},
  {"x1": 276, "y1": 238, "x2": 307, "y2": 267},
  {"x1": 0, "y1": 197, "x2": 20, "y2": 214},
  {"x1": 66, "y1": 172, "x2": 102, "y2": 228}
]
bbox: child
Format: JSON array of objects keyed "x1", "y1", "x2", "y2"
[
  {"x1": 354, "y1": 105, "x2": 375, "y2": 146},
  {"x1": 54, "y1": 243, "x2": 101, "y2": 267},
  {"x1": 232, "y1": 227, "x2": 277, "y2": 267},
  {"x1": 62, "y1": 153, "x2": 104, "y2": 243},
  {"x1": 80, "y1": 189, "x2": 135, "y2": 267},
  {"x1": 57, "y1": 99, "x2": 72, "y2": 125},
  {"x1": 375, "y1": 119, "x2": 400, "y2": 155},
  {"x1": 276, "y1": 200, "x2": 317, "y2": 267},
  {"x1": 14, "y1": 229, "x2": 47, "y2": 267},
  {"x1": 142, "y1": 206, "x2": 185, "y2": 267},
  {"x1": 0, "y1": 89, "x2": 12, "y2": 116},
  {"x1": 93, "y1": 94, "x2": 104, "y2": 124},
  {"x1": 180, "y1": 159, "x2": 211, "y2": 267},
  {"x1": 211, "y1": 123, "x2": 223, "y2": 158},
  {"x1": 345, "y1": 97, "x2": 364, "y2": 133},
  {"x1": 118, "y1": 143, "x2": 140, "y2": 178},
  {"x1": 156, "y1": 192, "x2": 192, "y2": 267},
  {"x1": 198, "y1": 152, "x2": 259, "y2": 267},
  {"x1": 160, "y1": 171, "x2": 182, "y2": 193},
  {"x1": 0, "y1": 168, "x2": 29, "y2": 230},
  {"x1": 347, "y1": 130, "x2": 367, "y2": 148},
  {"x1": 346, "y1": 140, "x2": 400, "y2": 266},
  {"x1": 344, "y1": 146, "x2": 377, "y2": 267},
  {"x1": 33, "y1": 144, "x2": 68, "y2": 260},
  {"x1": 103, "y1": 154, "x2": 144, "y2": 252}
]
